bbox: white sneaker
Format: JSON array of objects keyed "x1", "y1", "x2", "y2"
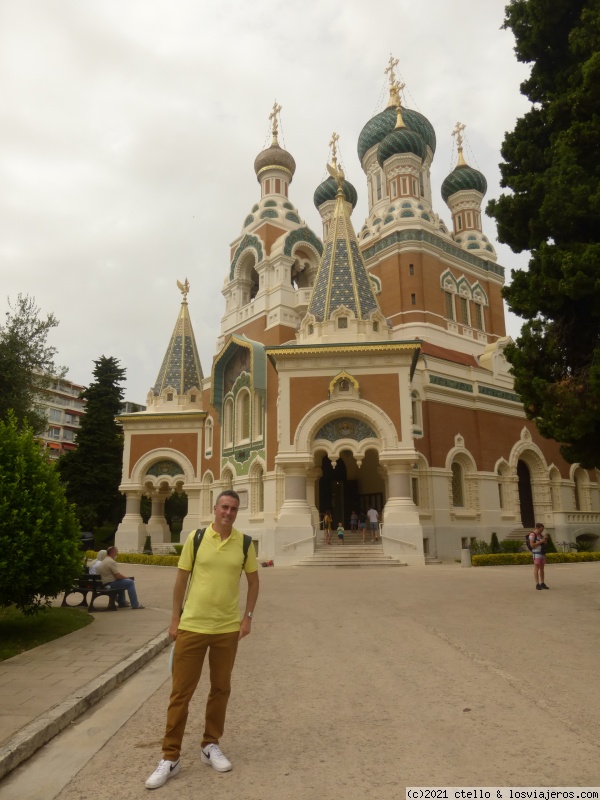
[
  {"x1": 201, "y1": 743, "x2": 232, "y2": 772},
  {"x1": 145, "y1": 758, "x2": 180, "y2": 789}
]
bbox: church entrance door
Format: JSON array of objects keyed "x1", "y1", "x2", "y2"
[
  {"x1": 517, "y1": 459, "x2": 535, "y2": 529},
  {"x1": 317, "y1": 449, "x2": 385, "y2": 529}
]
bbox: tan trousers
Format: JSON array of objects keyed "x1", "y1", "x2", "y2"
[{"x1": 162, "y1": 629, "x2": 239, "y2": 761}]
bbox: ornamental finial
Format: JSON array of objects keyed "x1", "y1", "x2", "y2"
[
  {"x1": 177, "y1": 277, "x2": 190, "y2": 303},
  {"x1": 269, "y1": 101, "x2": 282, "y2": 145},
  {"x1": 452, "y1": 121, "x2": 467, "y2": 166}
]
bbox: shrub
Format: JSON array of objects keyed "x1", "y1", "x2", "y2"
[
  {"x1": 473, "y1": 551, "x2": 600, "y2": 566},
  {"x1": 490, "y1": 532, "x2": 501, "y2": 553},
  {"x1": 173, "y1": 545, "x2": 183, "y2": 556},
  {"x1": 116, "y1": 553, "x2": 179, "y2": 567},
  {"x1": 0, "y1": 414, "x2": 82, "y2": 614},
  {"x1": 469, "y1": 539, "x2": 491, "y2": 555},
  {"x1": 500, "y1": 539, "x2": 524, "y2": 553},
  {"x1": 142, "y1": 535, "x2": 153, "y2": 555},
  {"x1": 545, "y1": 533, "x2": 557, "y2": 553}
]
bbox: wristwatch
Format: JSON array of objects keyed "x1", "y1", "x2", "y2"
[{"x1": 246, "y1": 611, "x2": 253, "y2": 619}]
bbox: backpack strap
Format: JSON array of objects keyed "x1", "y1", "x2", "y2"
[{"x1": 181, "y1": 528, "x2": 206, "y2": 615}]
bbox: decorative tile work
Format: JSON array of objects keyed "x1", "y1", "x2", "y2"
[
  {"x1": 315, "y1": 417, "x2": 376, "y2": 442},
  {"x1": 230, "y1": 234, "x2": 264, "y2": 279},
  {"x1": 146, "y1": 460, "x2": 184, "y2": 477},
  {"x1": 260, "y1": 210, "x2": 279, "y2": 219},
  {"x1": 479, "y1": 386, "x2": 521, "y2": 403},
  {"x1": 314, "y1": 176, "x2": 358, "y2": 209},
  {"x1": 357, "y1": 106, "x2": 436, "y2": 163},
  {"x1": 252, "y1": 204, "x2": 259, "y2": 212},
  {"x1": 244, "y1": 215, "x2": 254, "y2": 227},
  {"x1": 401, "y1": 210, "x2": 415, "y2": 217},
  {"x1": 421, "y1": 213, "x2": 431, "y2": 221},
  {"x1": 401, "y1": 202, "x2": 412, "y2": 208},
  {"x1": 285, "y1": 212, "x2": 300, "y2": 223},
  {"x1": 467, "y1": 242, "x2": 480, "y2": 249},
  {"x1": 384, "y1": 215, "x2": 394, "y2": 224},
  {"x1": 222, "y1": 447, "x2": 265, "y2": 476},
  {"x1": 283, "y1": 202, "x2": 294, "y2": 210},
  {"x1": 283, "y1": 226, "x2": 324, "y2": 257},
  {"x1": 264, "y1": 200, "x2": 277, "y2": 207},
  {"x1": 430, "y1": 375, "x2": 474, "y2": 393},
  {"x1": 361, "y1": 229, "x2": 505, "y2": 277},
  {"x1": 441, "y1": 164, "x2": 487, "y2": 202},
  {"x1": 153, "y1": 303, "x2": 204, "y2": 395}
]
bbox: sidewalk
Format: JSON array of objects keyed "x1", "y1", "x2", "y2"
[{"x1": 0, "y1": 564, "x2": 176, "y2": 780}]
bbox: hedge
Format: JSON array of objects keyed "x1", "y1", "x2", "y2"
[
  {"x1": 472, "y1": 552, "x2": 600, "y2": 567},
  {"x1": 85, "y1": 550, "x2": 179, "y2": 567}
]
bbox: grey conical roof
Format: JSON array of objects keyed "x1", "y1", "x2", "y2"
[
  {"x1": 307, "y1": 181, "x2": 380, "y2": 322},
  {"x1": 153, "y1": 300, "x2": 203, "y2": 396}
]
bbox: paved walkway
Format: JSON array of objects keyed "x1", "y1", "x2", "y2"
[
  {"x1": 1, "y1": 560, "x2": 600, "y2": 793},
  {"x1": 0, "y1": 564, "x2": 176, "y2": 779}
]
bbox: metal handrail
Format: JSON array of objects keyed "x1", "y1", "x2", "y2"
[
  {"x1": 282, "y1": 532, "x2": 316, "y2": 550},
  {"x1": 379, "y1": 533, "x2": 417, "y2": 549}
]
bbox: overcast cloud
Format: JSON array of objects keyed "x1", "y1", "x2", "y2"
[{"x1": 1, "y1": 0, "x2": 531, "y2": 402}]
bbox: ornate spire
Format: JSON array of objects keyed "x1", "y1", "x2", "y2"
[
  {"x1": 153, "y1": 281, "x2": 203, "y2": 396},
  {"x1": 393, "y1": 80, "x2": 406, "y2": 129},
  {"x1": 308, "y1": 138, "x2": 380, "y2": 323},
  {"x1": 452, "y1": 121, "x2": 467, "y2": 166}
]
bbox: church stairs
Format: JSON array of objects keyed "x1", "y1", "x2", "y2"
[{"x1": 295, "y1": 530, "x2": 407, "y2": 567}]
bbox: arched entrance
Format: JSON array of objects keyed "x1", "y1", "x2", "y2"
[
  {"x1": 517, "y1": 459, "x2": 535, "y2": 528},
  {"x1": 316, "y1": 448, "x2": 385, "y2": 528}
]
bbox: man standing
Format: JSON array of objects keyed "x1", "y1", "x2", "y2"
[
  {"x1": 145, "y1": 490, "x2": 259, "y2": 790},
  {"x1": 367, "y1": 506, "x2": 379, "y2": 542},
  {"x1": 98, "y1": 546, "x2": 144, "y2": 608},
  {"x1": 529, "y1": 522, "x2": 549, "y2": 590}
]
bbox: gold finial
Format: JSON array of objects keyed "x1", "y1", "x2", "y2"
[
  {"x1": 329, "y1": 131, "x2": 340, "y2": 168},
  {"x1": 393, "y1": 80, "x2": 406, "y2": 129},
  {"x1": 269, "y1": 101, "x2": 282, "y2": 145},
  {"x1": 385, "y1": 56, "x2": 402, "y2": 107},
  {"x1": 177, "y1": 278, "x2": 190, "y2": 303},
  {"x1": 452, "y1": 121, "x2": 467, "y2": 166}
]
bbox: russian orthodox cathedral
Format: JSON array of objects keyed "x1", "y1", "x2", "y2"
[{"x1": 116, "y1": 59, "x2": 600, "y2": 564}]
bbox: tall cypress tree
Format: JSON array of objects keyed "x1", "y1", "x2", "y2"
[
  {"x1": 487, "y1": 0, "x2": 600, "y2": 468},
  {"x1": 60, "y1": 356, "x2": 126, "y2": 529}
]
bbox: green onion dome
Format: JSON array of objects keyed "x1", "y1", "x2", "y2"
[
  {"x1": 254, "y1": 142, "x2": 296, "y2": 180},
  {"x1": 377, "y1": 127, "x2": 427, "y2": 166},
  {"x1": 441, "y1": 164, "x2": 487, "y2": 204},
  {"x1": 357, "y1": 106, "x2": 436, "y2": 164},
  {"x1": 313, "y1": 176, "x2": 358, "y2": 210}
]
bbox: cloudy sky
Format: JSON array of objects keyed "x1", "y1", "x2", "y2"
[{"x1": 1, "y1": 0, "x2": 531, "y2": 402}]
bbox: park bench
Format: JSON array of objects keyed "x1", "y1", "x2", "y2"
[{"x1": 61, "y1": 573, "x2": 122, "y2": 613}]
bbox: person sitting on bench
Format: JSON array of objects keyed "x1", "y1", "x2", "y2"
[
  {"x1": 98, "y1": 546, "x2": 145, "y2": 609},
  {"x1": 89, "y1": 549, "x2": 107, "y2": 575}
]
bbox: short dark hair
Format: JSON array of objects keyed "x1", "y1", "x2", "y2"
[
  {"x1": 215, "y1": 489, "x2": 240, "y2": 505},
  {"x1": 535, "y1": 522, "x2": 545, "y2": 530}
]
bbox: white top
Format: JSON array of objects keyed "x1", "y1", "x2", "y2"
[{"x1": 367, "y1": 508, "x2": 378, "y2": 523}]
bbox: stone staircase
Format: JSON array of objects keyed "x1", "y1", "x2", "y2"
[{"x1": 295, "y1": 529, "x2": 407, "y2": 567}]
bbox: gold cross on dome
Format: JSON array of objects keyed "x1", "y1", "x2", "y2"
[
  {"x1": 452, "y1": 121, "x2": 466, "y2": 150},
  {"x1": 269, "y1": 101, "x2": 282, "y2": 143},
  {"x1": 385, "y1": 55, "x2": 399, "y2": 87},
  {"x1": 329, "y1": 131, "x2": 339, "y2": 166}
]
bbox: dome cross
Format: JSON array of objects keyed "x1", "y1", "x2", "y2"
[
  {"x1": 269, "y1": 101, "x2": 282, "y2": 145},
  {"x1": 451, "y1": 121, "x2": 467, "y2": 166},
  {"x1": 329, "y1": 131, "x2": 340, "y2": 167}
]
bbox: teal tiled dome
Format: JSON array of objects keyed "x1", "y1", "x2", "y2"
[
  {"x1": 314, "y1": 176, "x2": 358, "y2": 210},
  {"x1": 441, "y1": 164, "x2": 487, "y2": 203},
  {"x1": 377, "y1": 128, "x2": 426, "y2": 166},
  {"x1": 358, "y1": 106, "x2": 436, "y2": 164}
]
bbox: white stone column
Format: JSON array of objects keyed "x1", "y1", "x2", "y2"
[
  {"x1": 381, "y1": 461, "x2": 424, "y2": 565},
  {"x1": 181, "y1": 486, "x2": 202, "y2": 541},
  {"x1": 115, "y1": 490, "x2": 147, "y2": 552},
  {"x1": 306, "y1": 466, "x2": 322, "y2": 529},
  {"x1": 274, "y1": 461, "x2": 314, "y2": 565},
  {"x1": 146, "y1": 492, "x2": 171, "y2": 543}
]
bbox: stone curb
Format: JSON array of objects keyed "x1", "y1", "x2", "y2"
[{"x1": 0, "y1": 631, "x2": 170, "y2": 781}]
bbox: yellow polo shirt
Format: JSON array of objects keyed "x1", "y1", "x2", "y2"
[{"x1": 178, "y1": 525, "x2": 258, "y2": 634}]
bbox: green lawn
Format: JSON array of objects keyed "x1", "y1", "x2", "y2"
[{"x1": 0, "y1": 606, "x2": 93, "y2": 661}]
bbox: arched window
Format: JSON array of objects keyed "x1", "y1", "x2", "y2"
[
  {"x1": 223, "y1": 398, "x2": 233, "y2": 448},
  {"x1": 205, "y1": 417, "x2": 213, "y2": 457},
  {"x1": 254, "y1": 392, "x2": 264, "y2": 441},
  {"x1": 202, "y1": 472, "x2": 214, "y2": 517},
  {"x1": 573, "y1": 467, "x2": 590, "y2": 511},
  {"x1": 451, "y1": 462, "x2": 464, "y2": 507},
  {"x1": 411, "y1": 391, "x2": 423, "y2": 436},
  {"x1": 222, "y1": 469, "x2": 233, "y2": 491},
  {"x1": 444, "y1": 291, "x2": 455, "y2": 321},
  {"x1": 251, "y1": 465, "x2": 264, "y2": 514},
  {"x1": 236, "y1": 390, "x2": 251, "y2": 443}
]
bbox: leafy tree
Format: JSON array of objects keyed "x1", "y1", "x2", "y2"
[
  {"x1": 0, "y1": 413, "x2": 82, "y2": 615},
  {"x1": 487, "y1": 0, "x2": 600, "y2": 467},
  {"x1": 0, "y1": 295, "x2": 62, "y2": 433},
  {"x1": 490, "y1": 532, "x2": 501, "y2": 553},
  {"x1": 59, "y1": 357, "x2": 126, "y2": 529}
]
